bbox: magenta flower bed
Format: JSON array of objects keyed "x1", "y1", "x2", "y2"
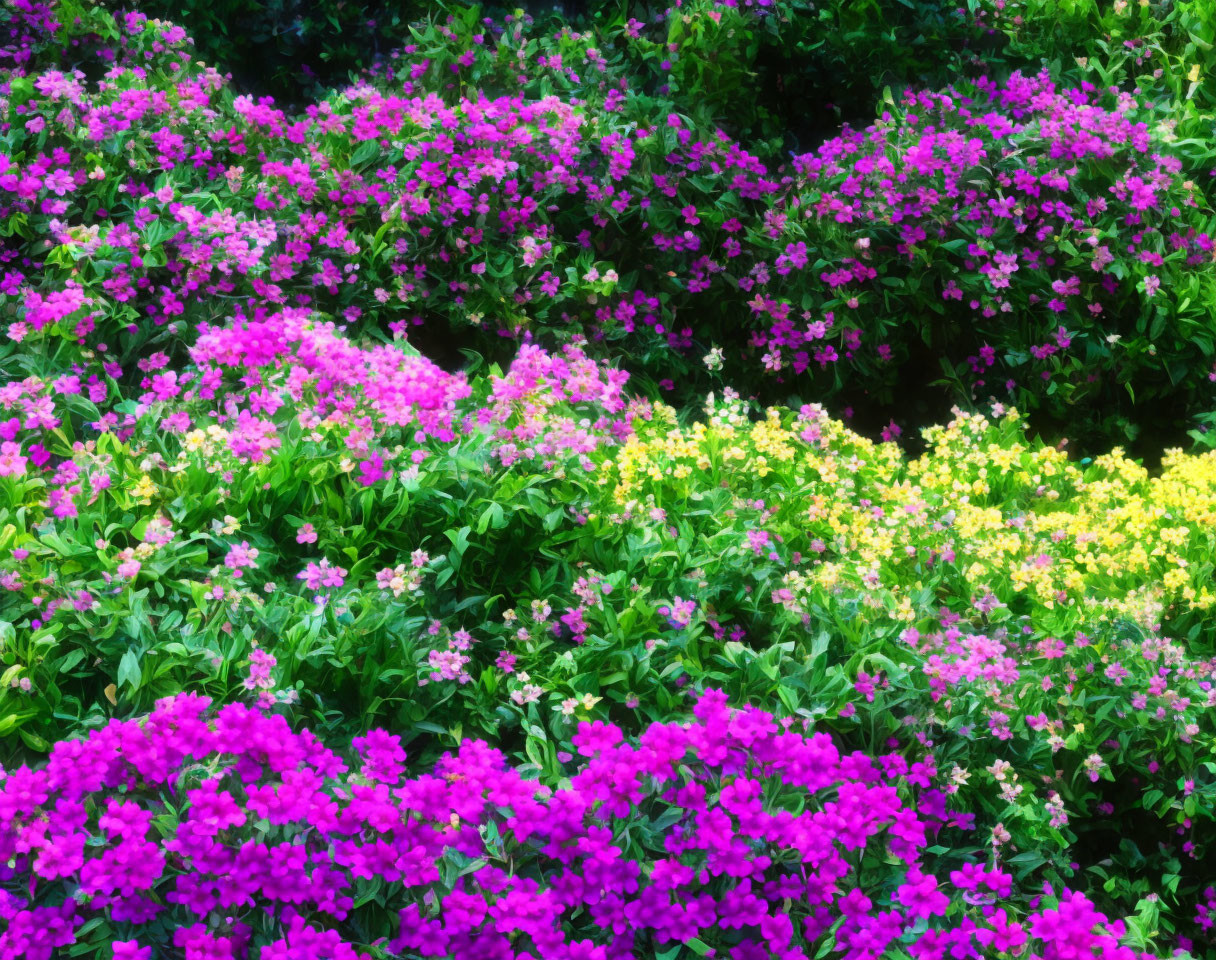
[{"x1": 0, "y1": 690, "x2": 1157, "y2": 960}]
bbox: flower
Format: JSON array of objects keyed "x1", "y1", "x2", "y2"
[
  {"x1": 1082, "y1": 753, "x2": 1107, "y2": 782},
  {"x1": 297, "y1": 559, "x2": 347, "y2": 591}
]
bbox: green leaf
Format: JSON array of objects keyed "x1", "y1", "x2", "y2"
[{"x1": 117, "y1": 649, "x2": 142, "y2": 691}]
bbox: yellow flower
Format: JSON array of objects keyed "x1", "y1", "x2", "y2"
[
  {"x1": 1163, "y1": 567, "x2": 1189, "y2": 592},
  {"x1": 131, "y1": 475, "x2": 158, "y2": 502}
]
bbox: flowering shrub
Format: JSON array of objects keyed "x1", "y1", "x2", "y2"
[
  {"x1": 595, "y1": 393, "x2": 1216, "y2": 948},
  {"x1": 0, "y1": 688, "x2": 1170, "y2": 960},
  {"x1": 10, "y1": 337, "x2": 1216, "y2": 941},
  {"x1": 4, "y1": 0, "x2": 1214, "y2": 445},
  {"x1": 972, "y1": 0, "x2": 1205, "y2": 105},
  {"x1": 608, "y1": 396, "x2": 1216, "y2": 632},
  {"x1": 787, "y1": 69, "x2": 1216, "y2": 444},
  {"x1": 0, "y1": 324, "x2": 639, "y2": 746}
]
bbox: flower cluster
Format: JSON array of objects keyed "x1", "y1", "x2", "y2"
[
  {"x1": 5, "y1": 0, "x2": 1213, "y2": 445},
  {"x1": 597, "y1": 392, "x2": 1216, "y2": 940},
  {"x1": 0, "y1": 690, "x2": 1162, "y2": 960}
]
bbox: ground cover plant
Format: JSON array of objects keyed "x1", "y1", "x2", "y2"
[{"x1": 2, "y1": 0, "x2": 1216, "y2": 957}]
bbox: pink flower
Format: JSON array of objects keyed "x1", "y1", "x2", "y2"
[
  {"x1": 297, "y1": 558, "x2": 347, "y2": 591},
  {"x1": 42, "y1": 169, "x2": 75, "y2": 196},
  {"x1": 0, "y1": 442, "x2": 27, "y2": 477}
]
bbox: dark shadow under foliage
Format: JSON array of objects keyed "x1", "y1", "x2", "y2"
[{"x1": 115, "y1": 0, "x2": 981, "y2": 142}]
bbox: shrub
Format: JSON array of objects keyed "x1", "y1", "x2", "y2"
[
  {"x1": 8, "y1": 0, "x2": 1214, "y2": 449},
  {"x1": 591, "y1": 394, "x2": 1216, "y2": 946},
  {"x1": 785, "y1": 69, "x2": 1216, "y2": 446},
  {"x1": 0, "y1": 323, "x2": 636, "y2": 749},
  {"x1": 0, "y1": 688, "x2": 1168, "y2": 960}
]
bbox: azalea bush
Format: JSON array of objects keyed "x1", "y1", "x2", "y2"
[
  {"x1": 787, "y1": 69, "x2": 1216, "y2": 445},
  {"x1": 0, "y1": 321, "x2": 639, "y2": 748}
]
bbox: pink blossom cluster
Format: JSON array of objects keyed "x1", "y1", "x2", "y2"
[
  {"x1": 0, "y1": 331, "x2": 639, "y2": 657},
  {"x1": 5, "y1": 0, "x2": 1212, "y2": 436},
  {"x1": 187, "y1": 306, "x2": 473, "y2": 459},
  {"x1": 1196, "y1": 886, "x2": 1216, "y2": 945},
  {"x1": 476, "y1": 344, "x2": 645, "y2": 470},
  {"x1": 783, "y1": 69, "x2": 1211, "y2": 397},
  {"x1": 2, "y1": 26, "x2": 770, "y2": 357}
]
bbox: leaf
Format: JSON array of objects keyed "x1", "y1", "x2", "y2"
[
  {"x1": 445, "y1": 525, "x2": 472, "y2": 571},
  {"x1": 117, "y1": 649, "x2": 141, "y2": 691},
  {"x1": 20, "y1": 729, "x2": 49, "y2": 752},
  {"x1": 1007, "y1": 850, "x2": 1047, "y2": 874},
  {"x1": 350, "y1": 139, "x2": 381, "y2": 168},
  {"x1": 58, "y1": 649, "x2": 86, "y2": 674},
  {"x1": 476, "y1": 501, "x2": 504, "y2": 535}
]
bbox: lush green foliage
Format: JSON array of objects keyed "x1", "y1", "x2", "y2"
[{"x1": 2, "y1": 0, "x2": 1216, "y2": 957}]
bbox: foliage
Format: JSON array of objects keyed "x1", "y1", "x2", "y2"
[{"x1": 2, "y1": 0, "x2": 1216, "y2": 957}]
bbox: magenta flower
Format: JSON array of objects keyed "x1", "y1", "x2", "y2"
[{"x1": 297, "y1": 558, "x2": 347, "y2": 591}]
